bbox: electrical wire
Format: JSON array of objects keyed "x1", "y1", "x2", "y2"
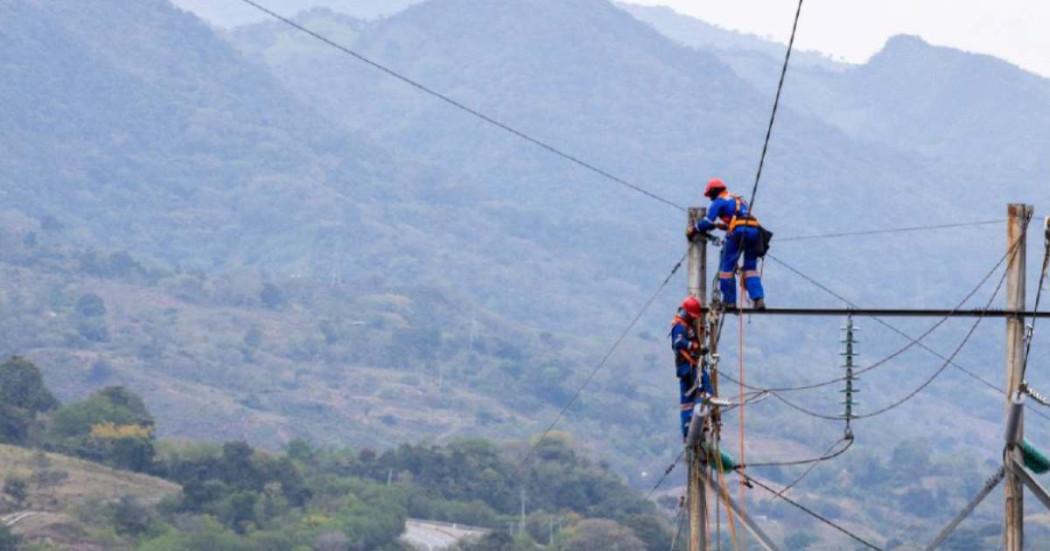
[
  {"x1": 715, "y1": 243, "x2": 1016, "y2": 395},
  {"x1": 747, "y1": 0, "x2": 804, "y2": 213},
  {"x1": 647, "y1": 448, "x2": 687, "y2": 499},
  {"x1": 669, "y1": 499, "x2": 686, "y2": 551},
  {"x1": 851, "y1": 303, "x2": 991, "y2": 420},
  {"x1": 777, "y1": 219, "x2": 1004, "y2": 243},
  {"x1": 741, "y1": 472, "x2": 882, "y2": 550},
  {"x1": 772, "y1": 248, "x2": 1011, "y2": 421},
  {"x1": 740, "y1": 435, "x2": 853, "y2": 470},
  {"x1": 1020, "y1": 234, "x2": 1050, "y2": 380},
  {"x1": 772, "y1": 437, "x2": 853, "y2": 497},
  {"x1": 519, "y1": 253, "x2": 686, "y2": 467},
  {"x1": 234, "y1": 0, "x2": 687, "y2": 212},
  {"x1": 761, "y1": 252, "x2": 1050, "y2": 422}
]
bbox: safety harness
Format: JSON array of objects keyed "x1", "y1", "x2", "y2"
[
  {"x1": 718, "y1": 193, "x2": 761, "y2": 232},
  {"x1": 671, "y1": 315, "x2": 700, "y2": 367}
]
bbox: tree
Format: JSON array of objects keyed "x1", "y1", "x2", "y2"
[
  {"x1": 48, "y1": 386, "x2": 156, "y2": 471},
  {"x1": 217, "y1": 491, "x2": 258, "y2": 533},
  {"x1": 259, "y1": 283, "x2": 286, "y2": 310},
  {"x1": 3, "y1": 476, "x2": 28, "y2": 507},
  {"x1": 0, "y1": 404, "x2": 31, "y2": 446},
  {"x1": 110, "y1": 495, "x2": 152, "y2": 536},
  {"x1": 0, "y1": 525, "x2": 20, "y2": 551},
  {"x1": 456, "y1": 532, "x2": 515, "y2": 550},
  {"x1": 621, "y1": 514, "x2": 671, "y2": 551},
  {"x1": 0, "y1": 357, "x2": 57, "y2": 445},
  {"x1": 565, "y1": 519, "x2": 645, "y2": 551},
  {"x1": 76, "y1": 293, "x2": 107, "y2": 317},
  {"x1": 313, "y1": 531, "x2": 351, "y2": 551},
  {"x1": 0, "y1": 357, "x2": 58, "y2": 412}
]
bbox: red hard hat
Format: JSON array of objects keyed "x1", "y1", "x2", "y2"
[
  {"x1": 681, "y1": 296, "x2": 703, "y2": 319},
  {"x1": 704, "y1": 178, "x2": 727, "y2": 198}
]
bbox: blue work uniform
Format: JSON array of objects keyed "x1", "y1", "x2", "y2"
[
  {"x1": 670, "y1": 312, "x2": 712, "y2": 438},
  {"x1": 694, "y1": 193, "x2": 766, "y2": 306}
]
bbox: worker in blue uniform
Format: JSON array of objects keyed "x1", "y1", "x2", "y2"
[
  {"x1": 688, "y1": 178, "x2": 767, "y2": 309},
  {"x1": 670, "y1": 296, "x2": 711, "y2": 440}
]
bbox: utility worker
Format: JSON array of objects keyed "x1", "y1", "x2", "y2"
[
  {"x1": 671, "y1": 296, "x2": 711, "y2": 440},
  {"x1": 688, "y1": 178, "x2": 767, "y2": 309}
]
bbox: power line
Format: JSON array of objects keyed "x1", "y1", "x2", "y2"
[
  {"x1": 715, "y1": 245, "x2": 1014, "y2": 396},
  {"x1": 756, "y1": 437, "x2": 854, "y2": 498},
  {"x1": 747, "y1": 0, "x2": 804, "y2": 213},
  {"x1": 234, "y1": 0, "x2": 687, "y2": 212},
  {"x1": 771, "y1": 238, "x2": 1013, "y2": 421},
  {"x1": 647, "y1": 448, "x2": 687, "y2": 499},
  {"x1": 777, "y1": 219, "x2": 1005, "y2": 243},
  {"x1": 741, "y1": 435, "x2": 853, "y2": 470},
  {"x1": 519, "y1": 254, "x2": 686, "y2": 467},
  {"x1": 1020, "y1": 232, "x2": 1050, "y2": 380},
  {"x1": 740, "y1": 472, "x2": 882, "y2": 550},
  {"x1": 762, "y1": 254, "x2": 1050, "y2": 423}
]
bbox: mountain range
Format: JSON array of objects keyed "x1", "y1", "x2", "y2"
[{"x1": 3, "y1": 0, "x2": 1049, "y2": 544}]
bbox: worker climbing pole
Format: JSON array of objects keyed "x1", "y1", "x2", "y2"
[{"x1": 673, "y1": 2, "x2": 804, "y2": 549}]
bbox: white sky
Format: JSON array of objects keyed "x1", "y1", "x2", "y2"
[{"x1": 625, "y1": 0, "x2": 1050, "y2": 77}]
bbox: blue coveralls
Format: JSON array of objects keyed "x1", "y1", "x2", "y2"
[
  {"x1": 695, "y1": 193, "x2": 766, "y2": 306},
  {"x1": 671, "y1": 313, "x2": 712, "y2": 438}
]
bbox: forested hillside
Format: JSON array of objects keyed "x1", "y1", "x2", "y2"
[
  {"x1": 0, "y1": 357, "x2": 678, "y2": 550},
  {"x1": 2, "y1": 0, "x2": 1049, "y2": 546}
]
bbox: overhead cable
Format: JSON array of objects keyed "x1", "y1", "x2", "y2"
[
  {"x1": 747, "y1": 0, "x2": 804, "y2": 212},
  {"x1": 741, "y1": 473, "x2": 882, "y2": 550},
  {"x1": 519, "y1": 254, "x2": 686, "y2": 467},
  {"x1": 235, "y1": 0, "x2": 686, "y2": 212},
  {"x1": 716, "y1": 244, "x2": 1016, "y2": 395},
  {"x1": 772, "y1": 244, "x2": 1011, "y2": 421},
  {"x1": 754, "y1": 436, "x2": 854, "y2": 498},
  {"x1": 777, "y1": 219, "x2": 1004, "y2": 243},
  {"x1": 1021, "y1": 229, "x2": 1050, "y2": 380}
]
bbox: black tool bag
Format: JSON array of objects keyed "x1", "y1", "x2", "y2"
[{"x1": 755, "y1": 226, "x2": 774, "y2": 257}]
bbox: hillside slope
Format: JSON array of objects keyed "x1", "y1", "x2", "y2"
[
  {"x1": 3, "y1": 1, "x2": 1050, "y2": 544},
  {"x1": 0, "y1": 444, "x2": 178, "y2": 549}
]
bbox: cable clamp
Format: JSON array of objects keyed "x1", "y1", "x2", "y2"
[{"x1": 1022, "y1": 382, "x2": 1050, "y2": 407}]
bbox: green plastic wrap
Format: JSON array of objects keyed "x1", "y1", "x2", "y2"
[
  {"x1": 704, "y1": 443, "x2": 738, "y2": 472},
  {"x1": 1022, "y1": 439, "x2": 1050, "y2": 475}
]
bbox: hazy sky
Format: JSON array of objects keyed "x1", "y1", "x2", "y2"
[
  {"x1": 628, "y1": 0, "x2": 1050, "y2": 77},
  {"x1": 174, "y1": 0, "x2": 1049, "y2": 77}
]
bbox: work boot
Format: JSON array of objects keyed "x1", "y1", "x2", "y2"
[{"x1": 753, "y1": 298, "x2": 766, "y2": 310}]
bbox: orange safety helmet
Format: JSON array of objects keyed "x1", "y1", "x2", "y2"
[
  {"x1": 704, "y1": 178, "x2": 727, "y2": 199},
  {"x1": 681, "y1": 296, "x2": 703, "y2": 319}
]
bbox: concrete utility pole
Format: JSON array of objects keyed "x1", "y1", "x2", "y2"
[
  {"x1": 1005, "y1": 203, "x2": 1032, "y2": 551},
  {"x1": 686, "y1": 207, "x2": 708, "y2": 551}
]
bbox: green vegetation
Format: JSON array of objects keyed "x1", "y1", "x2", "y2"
[
  {"x1": 0, "y1": 357, "x2": 58, "y2": 447},
  {"x1": 0, "y1": 360, "x2": 671, "y2": 549}
]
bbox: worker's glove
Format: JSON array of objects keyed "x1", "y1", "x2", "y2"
[{"x1": 686, "y1": 226, "x2": 697, "y2": 240}]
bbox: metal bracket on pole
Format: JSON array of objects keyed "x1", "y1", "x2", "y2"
[
  {"x1": 701, "y1": 469, "x2": 779, "y2": 551},
  {"x1": 1009, "y1": 458, "x2": 1050, "y2": 513},
  {"x1": 923, "y1": 467, "x2": 1005, "y2": 551}
]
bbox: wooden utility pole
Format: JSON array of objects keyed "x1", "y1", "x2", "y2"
[
  {"x1": 687, "y1": 208, "x2": 707, "y2": 551},
  {"x1": 1004, "y1": 203, "x2": 1032, "y2": 551}
]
